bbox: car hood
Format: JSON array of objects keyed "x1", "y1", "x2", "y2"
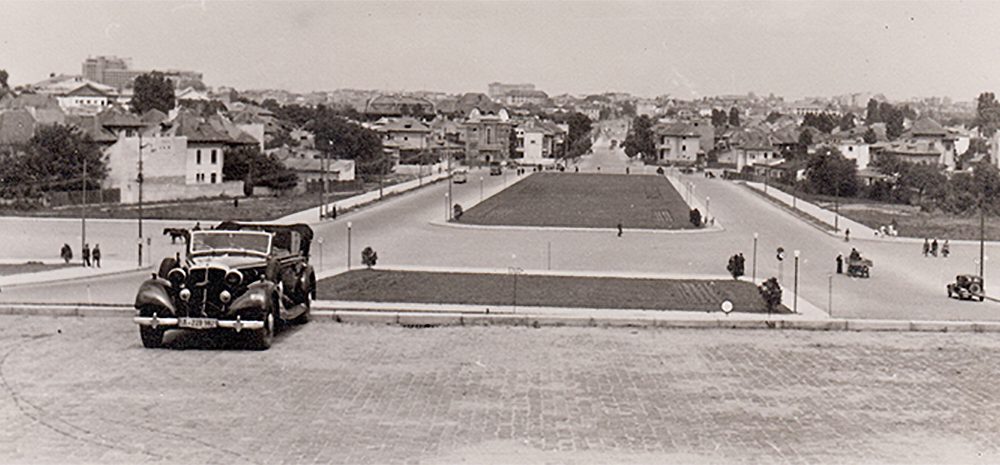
[{"x1": 188, "y1": 254, "x2": 267, "y2": 269}]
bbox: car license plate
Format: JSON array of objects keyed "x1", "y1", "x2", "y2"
[{"x1": 179, "y1": 318, "x2": 218, "y2": 329}]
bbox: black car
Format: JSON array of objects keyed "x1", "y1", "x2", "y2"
[{"x1": 133, "y1": 222, "x2": 316, "y2": 349}]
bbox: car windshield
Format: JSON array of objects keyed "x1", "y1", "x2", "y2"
[{"x1": 190, "y1": 231, "x2": 271, "y2": 256}]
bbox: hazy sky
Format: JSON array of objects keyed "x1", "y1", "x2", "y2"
[{"x1": 2, "y1": 1, "x2": 999, "y2": 101}]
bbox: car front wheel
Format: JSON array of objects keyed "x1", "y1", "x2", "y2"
[
  {"x1": 248, "y1": 311, "x2": 274, "y2": 350},
  {"x1": 139, "y1": 326, "x2": 165, "y2": 348}
]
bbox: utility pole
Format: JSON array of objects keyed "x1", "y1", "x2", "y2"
[
  {"x1": 447, "y1": 153, "x2": 453, "y2": 215},
  {"x1": 81, "y1": 154, "x2": 87, "y2": 266}
]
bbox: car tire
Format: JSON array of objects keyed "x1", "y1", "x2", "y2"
[
  {"x1": 139, "y1": 326, "x2": 165, "y2": 349},
  {"x1": 248, "y1": 311, "x2": 274, "y2": 350}
]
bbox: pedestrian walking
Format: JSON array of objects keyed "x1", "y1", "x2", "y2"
[
  {"x1": 617, "y1": 222, "x2": 623, "y2": 237},
  {"x1": 931, "y1": 239, "x2": 939, "y2": 257},
  {"x1": 844, "y1": 228, "x2": 851, "y2": 242},
  {"x1": 836, "y1": 253, "x2": 843, "y2": 274},
  {"x1": 193, "y1": 221, "x2": 202, "y2": 231},
  {"x1": 92, "y1": 244, "x2": 101, "y2": 268},
  {"x1": 737, "y1": 253, "x2": 746, "y2": 277},
  {"x1": 923, "y1": 238, "x2": 930, "y2": 257},
  {"x1": 60, "y1": 244, "x2": 73, "y2": 264},
  {"x1": 942, "y1": 239, "x2": 950, "y2": 258},
  {"x1": 82, "y1": 243, "x2": 91, "y2": 267}
]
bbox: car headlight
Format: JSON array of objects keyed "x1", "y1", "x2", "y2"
[
  {"x1": 179, "y1": 288, "x2": 192, "y2": 301},
  {"x1": 167, "y1": 268, "x2": 186, "y2": 286},
  {"x1": 225, "y1": 270, "x2": 243, "y2": 287},
  {"x1": 219, "y1": 290, "x2": 232, "y2": 303}
]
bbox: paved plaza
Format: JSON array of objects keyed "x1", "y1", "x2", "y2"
[{"x1": 1, "y1": 315, "x2": 998, "y2": 464}]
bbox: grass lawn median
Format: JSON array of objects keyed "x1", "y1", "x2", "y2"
[
  {"x1": 0, "y1": 262, "x2": 73, "y2": 276},
  {"x1": 456, "y1": 172, "x2": 696, "y2": 229},
  {"x1": 317, "y1": 269, "x2": 788, "y2": 314}
]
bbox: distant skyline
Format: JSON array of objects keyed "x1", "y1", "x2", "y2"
[{"x1": 2, "y1": 1, "x2": 999, "y2": 101}]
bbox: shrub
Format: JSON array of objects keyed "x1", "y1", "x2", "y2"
[
  {"x1": 361, "y1": 246, "x2": 378, "y2": 269},
  {"x1": 758, "y1": 277, "x2": 782, "y2": 313},
  {"x1": 726, "y1": 254, "x2": 745, "y2": 279},
  {"x1": 453, "y1": 203, "x2": 463, "y2": 220},
  {"x1": 656, "y1": 166, "x2": 665, "y2": 175},
  {"x1": 689, "y1": 208, "x2": 702, "y2": 227}
]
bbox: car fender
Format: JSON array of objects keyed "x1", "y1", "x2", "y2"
[
  {"x1": 298, "y1": 265, "x2": 315, "y2": 294},
  {"x1": 134, "y1": 278, "x2": 176, "y2": 315},
  {"x1": 229, "y1": 281, "x2": 277, "y2": 318}
]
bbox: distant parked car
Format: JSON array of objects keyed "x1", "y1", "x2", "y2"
[
  {"x1": 133, "y1": 222, "x2": 316, "y2": 350},
  {"x1": 490, "y1": 164, "x2": 503, "y2": 176},
  {"x1": 453, "y1": 169, "x2": 468, "y2": 183},
  {"x1": 948, "y1": 274, "x2": 984, "y2": 301}
]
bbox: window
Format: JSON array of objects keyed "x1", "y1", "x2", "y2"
[
  {"x1": 196, "y1": 150, "x2": 202, "y2": 164},
  {"x1": 211, "y1": 173, "x2": 217, "y2": 184},
  {"x1": 211, "y1": 150, "x2": 217, "y2": 164}
]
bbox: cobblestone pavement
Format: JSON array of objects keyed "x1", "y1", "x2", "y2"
[{"x1": 2, "y1": 316, "x2": 999, "y2": 464}]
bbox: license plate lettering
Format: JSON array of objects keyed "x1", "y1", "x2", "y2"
[{"x1": 179, "y1": 318, "x2": 218, "y2": 329}]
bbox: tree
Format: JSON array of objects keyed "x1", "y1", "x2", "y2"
[
  {"x1": 711, "y1": 109, "x2": 727, "y2": 127},
  {"x1": 728, "y1": 107, "x2": 741, "y2": 127},
  {"x1": 802, "y1": 112, "x2": 838, "y2": 133},
  {"x1": 896, "y1": 163, "x2": 947, "y2": 207},
  {"x1": 878, "y1": 102, "x2": 904, "y2": 140},
  {"x1": 976, "y1": 92, "x2": 1000, "y2": 137},
  {"x1": 620, "y1": 101, "x2": 636, "y2": 117},
  {"x1": 361, "y1": 246, "x2": 378, "y2": 268},
  {"x1": 623, "y1": 115, "x2": 655, "y2": 161},
  {"x1": 0, "y1": 69, "x2": 8, "y2": 90},
  {"x1": 222, "y1": 145, "x2": 298, "y2": 191},
  {"x1": 798, "y1": 128, "x2": 814, "y2": 149},
  {"x1": 865, "y1": 98, "x2": 881, "y2": 124},
  {"x1": 312, "y1": 109, "x2": 388, "y2": 180},
  {"x1": 862, "y1": 127, "x2": 878, "y2": 144},
  {"x1": 689, "y1": 208, "x2": 702, "y2": 227},
  {"x1": 804, "y1": 146, "x2": 858, "y2": 197},
  {"x1": 564, "y1": 112, "x2": 593, "y2": 158},
  {"x1": 130, "y1": 72, "x2": 176, "y2": 114},
  {"x1": 758, "y1": 277, "x2": 782, "y2": 313},
  {"x1": 0, "y1": 125, "x2": 107, "y2": 197},
  {"x1": 839, "y1": 112, "x2": 856, "y2": 131}
]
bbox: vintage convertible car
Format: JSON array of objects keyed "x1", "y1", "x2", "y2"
[
  {"x1": 133, "y1": 222, "x2": 316, "y2": 349},
  {"x1": 947, "y1": 274, "x2": 984, "y2": 302}
]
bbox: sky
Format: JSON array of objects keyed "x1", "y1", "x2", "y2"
[{"x1": 2, "y1": 0, "x2": 999, "y2": 101}]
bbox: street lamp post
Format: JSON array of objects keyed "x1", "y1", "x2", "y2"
[
  {"x1": 445, "y1": 192, "x2": 450, "y2": 220},
  {"x1": 793, "y1": 250, "x2": 800, "y2": 314},
  {"x1": 980, "y1": 195, "x2": 986, "y2": 283},
  {"x1": 346, "y1": 222, "x2": 352, "y2": 270},
  {"x1": 480, "y1": 176, "x2": 484, "y2": 202},
  {"x1": 137, "y1": 134, "x2": 145, "y2": 268},
  {"x1": 834, "y1": 182, "x2": 840, "y2": 232},
  {"x1": 752, "y1": 232, "x2": 758, "y2": 283},
  {"x1": 706, "y1": 196, "x2": 711, "y2": 223}
]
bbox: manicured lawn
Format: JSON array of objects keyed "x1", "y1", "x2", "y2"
[
  {"x1": 317, "y1": 269, "x2": 789, "y2": 314},
  {"x1": 456, "y1": 172, "x2": 696, "y2": 229},
  {"x1": 0, "y1": 262, "x2": 72, "y2": 276}
]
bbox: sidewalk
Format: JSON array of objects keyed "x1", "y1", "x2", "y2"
[
  {"x1": 0, "y1": 259, "x2": 143, "y2": 288},
  {"x1": 745, "y1": 181, "x2": 875, "y2": 238},
  {"x1": 278, "y1": 171, "x2": 451, "y2": 224}
]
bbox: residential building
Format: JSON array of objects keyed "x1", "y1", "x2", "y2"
[
  {"x1": 462, "y1": 108, "x2": 513, "y2": 165},
  {"x1": 29, "y1": 75, "x2": 119, "y2": 115},
  {"x1": 364, "y1": 94, "x2": 434, "y2": 118},
  {"x1": 512, "y1": 118, "x2": 566, "y2": 166},
  {"x1": 652, "y1": 122, "x2": 701, "y2": 165},
  {"x1": 269, "y1": 146, "x2": 356, "y2": 193},
  {"x1": 369, "y1": 117, "x2": 432, "y2": 163},
  {"x1": 833, "y1": 138, "x2": 871, "y2": 170},
  {"x1": 872, "y1": 117, "x2": 957, "y2": 168}
]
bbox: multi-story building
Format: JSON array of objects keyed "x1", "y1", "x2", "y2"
[
  {"x1": 462, "y1": 108, "x2": 513, "y2": 165},
  {"x1": 82, "y1": 55, "x2": 203, "y2": 90},
  {"x1": 369, "y1": 116, "x2": 432, "y2": 163},
  {"x1": 512, "y1": 119, "x2": 566, "y2": 166},
  {"x1": 502, "y1": 89, "x2": 549, "y2": 107},
  {"x1": 488, "y1": 82, "x2": 535, "y2": 100},
  {"x1": 652, "y1": 122, "x2": 701, "y2": 165}
]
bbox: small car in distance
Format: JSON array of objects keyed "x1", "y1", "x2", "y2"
[
  {"x1": 452, "y1": 168, "x2": 468, "y2": 183},
  {"x1": 489, "y1": 164, "x2": 503, "y2": 176},
  {"x1": 948, "y1": 274, "x2": 984, "y2": 301},
  {"x1": 133, "y1": 222, "x2": 316, "y2": 350}
]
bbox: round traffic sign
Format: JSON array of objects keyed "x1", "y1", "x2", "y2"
[{"x1": 721, "y1": 300, "x2": 733, "y2": 314}]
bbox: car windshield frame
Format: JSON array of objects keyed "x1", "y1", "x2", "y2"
[{"x1": 189, "y1": 230, "x2": 272, "y2": 257}]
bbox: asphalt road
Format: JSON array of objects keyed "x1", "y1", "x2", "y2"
[{"x1": 3, "y1": 139, "x2": 1000, "y2": 320}]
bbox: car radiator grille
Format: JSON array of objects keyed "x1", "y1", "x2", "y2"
[{"x1": 185, "y1": 267, "x2": 228, "y2": 318}]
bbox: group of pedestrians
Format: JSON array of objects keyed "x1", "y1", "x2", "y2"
[
  {"x1": 59, "y1": 243, "x2": 102, "y2": 267},
  {"x1": 923, "y1": 238, "x2": 950, "y2": 258}
]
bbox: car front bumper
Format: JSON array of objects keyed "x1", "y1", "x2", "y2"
[{"x1": 133, "y1": 315, "x2": 265, "y2": 332}]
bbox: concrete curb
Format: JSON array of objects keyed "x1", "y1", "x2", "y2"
[
  {"x1": 0, "y1": 266, "x2": 149, "y2": 289},
  {"x1": 5, "y1": 303, "x2": 1000, "y2": 333},
  {"x1": 430, "y1": 219, "x2": 725, "y2": 235}
]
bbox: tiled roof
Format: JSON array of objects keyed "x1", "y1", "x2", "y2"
[
  {"x1": 97, "y1": 106, "x2": 145, "y2": 127},
  {"x1": 907, "y1": 117, "x2": 947, "y2": 137},
  {"x1": 373, "y1": 116, "x2": 430, "y2": 133},
  {"x1": 653, "y1": 122, "x2": 698, "y2": 137}
]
